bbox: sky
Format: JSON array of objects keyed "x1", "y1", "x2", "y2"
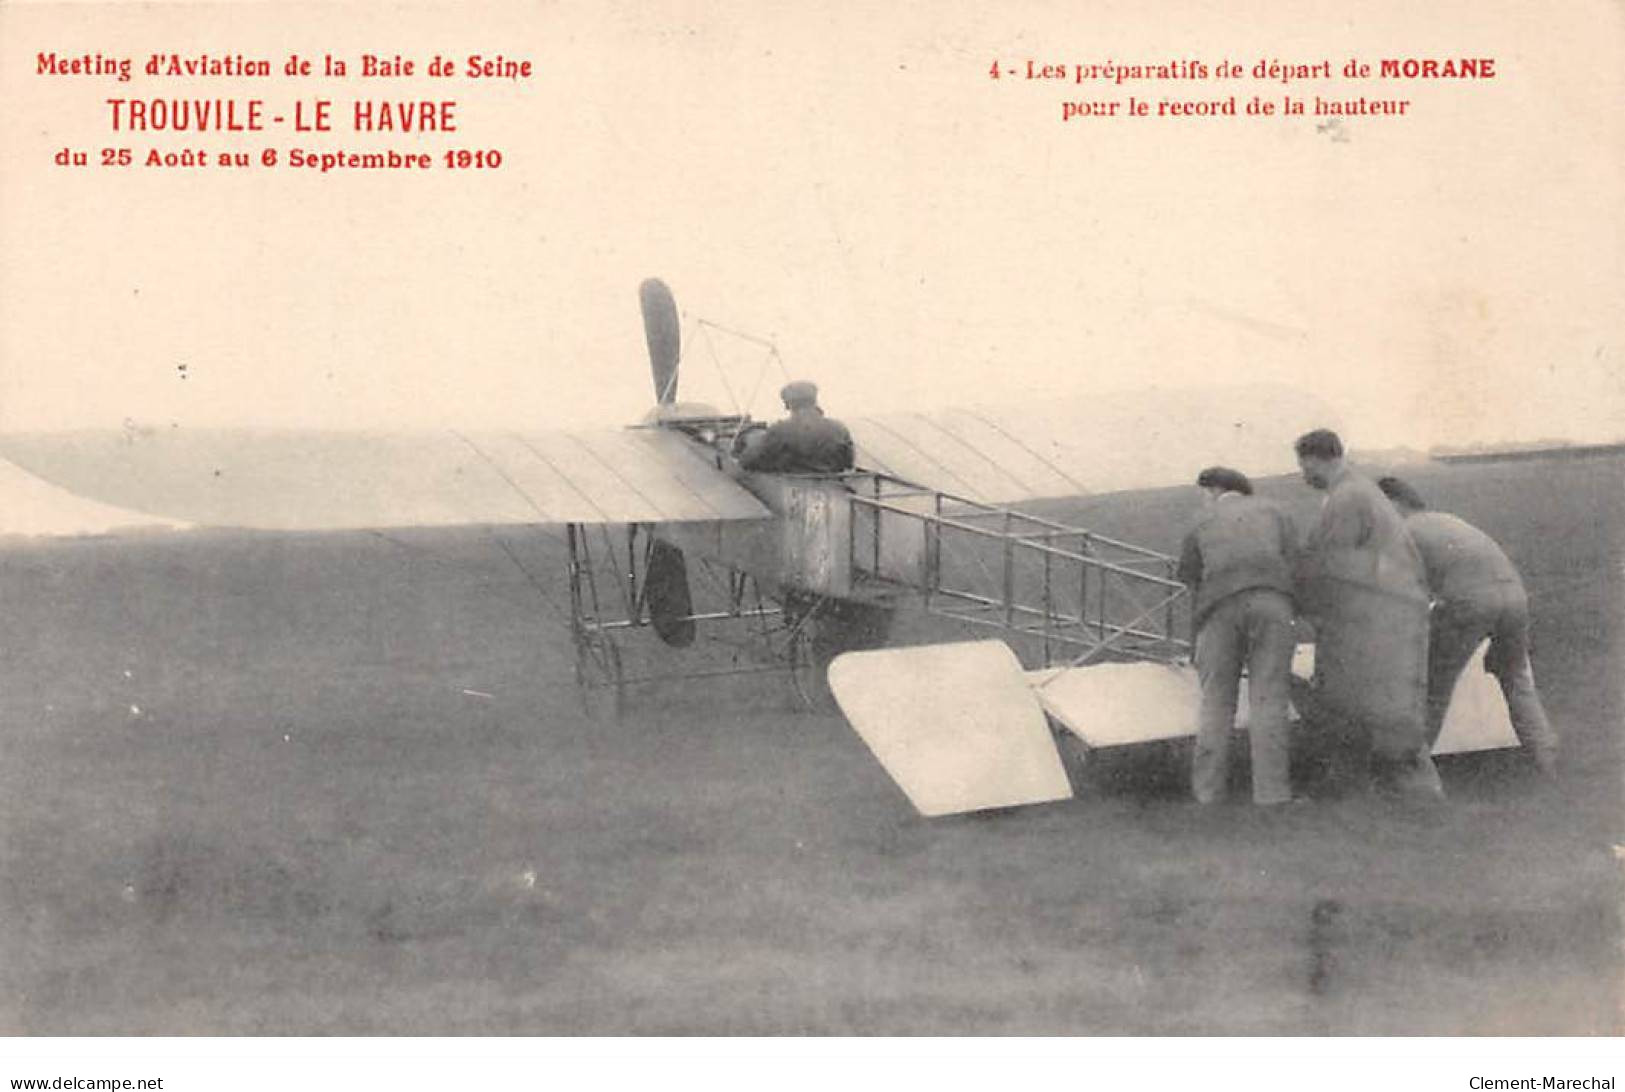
[{"x1": 1, "y1": 0, "x2": 1620, "y2": 453}]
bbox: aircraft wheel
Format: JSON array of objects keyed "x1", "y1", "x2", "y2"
[
  {"x1": 780, "y1": 595, "x2": 833, "y2": 712},
  {"x1": 782, "y1": 597, "x2": 893, "y2": 713},
  {"x1": 784, "y1": 611, "x2": 830, "y2": 712}
]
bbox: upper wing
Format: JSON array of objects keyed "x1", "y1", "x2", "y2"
[
  {"x1": 0, "y1": 426, "x2": 769, "y2": 531},
  {"x1": 851, "y1": 384, "x2": 1336, "y2": 504}
]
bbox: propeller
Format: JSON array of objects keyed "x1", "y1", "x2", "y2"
[
  {"x1": 639, "y1": 278, "x2": 680, "y2": 405},
  {"x1": 637, "y1": 279, "x2": 697, "y2": 645}
]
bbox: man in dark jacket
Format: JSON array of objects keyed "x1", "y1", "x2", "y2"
[
  {"x1": 1294, "y1": 429, "x2": 1442, "y2": 800},
  {"x1": 738, "y1": 381, "x2": 855, "y2": 475},
  {"x1": 1178, "y1": 466, "x2": 1300, "y2": 805},
  {"x1": 1377, "y1": 476, "x2": 1558, "y2": 776}
]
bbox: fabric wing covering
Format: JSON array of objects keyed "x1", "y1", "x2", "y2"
[
  {"x1": 0, "y1": 427, "x2": 770, "y2": 530},
  {"x1": 1032, "y1": 641, "x2": 1516, "y2": 755},
  {"x1": 0, "y1": 384, "x2": 1335, "y2": 529},
  {"x1": 848, "y1": 383, "x2": 1335, "y2": 504},
  {"x1": 828, "y1": 640, "x2": 1073, "y2": 816}
]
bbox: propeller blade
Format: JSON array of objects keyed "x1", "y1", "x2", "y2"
[{"x1": 639, "y1": 278, "x2": 680, "y2": 405}]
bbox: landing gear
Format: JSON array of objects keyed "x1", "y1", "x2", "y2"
[
  {"x1": 567, "y1": 520, "x2": 849, "y2": 716},
  {"x1": 781, "y1": 598, "x2": 826, "y2": 711},
  {"x1": 566, "y1": 522, "x2": 627, "y2": 721},
  {"x1": 780, "y1": 591, "x2": 894, "y2": 711},
  {"x1": 573, "y1": 624, "x2": 625, "y2": 721}
]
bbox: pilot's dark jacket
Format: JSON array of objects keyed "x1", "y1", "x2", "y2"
[{"x1": 739, "y1": 408, "x2": 855, "y2": 474}]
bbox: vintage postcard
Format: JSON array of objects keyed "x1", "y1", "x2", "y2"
[{"x1": 1, "y1": 0, "x2": 1620, "y2": 1080}]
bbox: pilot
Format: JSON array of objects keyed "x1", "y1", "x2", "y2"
[
  {"x1": 1376, "y1": 476, "x2": 1557, "y2": 777},
  {"x1": 1294, "y1": 429, "x2": 1442, "y2": 800},
  {"x1": 736, "y1": 381, "x2": 855, "y2": 475}
]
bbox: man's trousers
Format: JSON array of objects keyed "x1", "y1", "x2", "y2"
[
  {"x1": 1426, "y1": 583, "x2": 1558, "y2": 770},
  {"x1": 1193, "y1": 588, "x2": 1297, "y2": 805}
]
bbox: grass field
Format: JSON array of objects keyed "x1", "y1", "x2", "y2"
[{"x1": 1, "y1": 455, "x2": 1619, "y2": 1034}]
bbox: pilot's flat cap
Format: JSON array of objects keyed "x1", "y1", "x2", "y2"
[{"x1": 780, "y1": 380, "x2": 819, "y2": 407}]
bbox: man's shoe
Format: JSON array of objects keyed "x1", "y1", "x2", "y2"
[{"x1": 1375, "y1": 752, "x2": 1446, "y2": 801}]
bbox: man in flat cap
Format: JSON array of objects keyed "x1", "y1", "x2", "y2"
[
  {"x1": 737, "y1": 381, "x2": 856, "y2": 475},
  {"x1": 1177, "y1": 466, "x2": 1301, "y2": 805},
  {"x1": 1376, "y1": 476, "x2": 1558, "y2": 776}
]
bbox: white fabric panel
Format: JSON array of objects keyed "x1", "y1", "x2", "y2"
[
  {"x1": 0, "y1": 426, "x2": 769, "y2": 529},
  {"x1": 1029, "y1": 661, "x2": 1202, "y2": 746},
  {"x1": 1431, "y1": 641, "x2": 1520, "y2": 754},
  {"x1": 1035, "y1": 641, "x2": 1517, "y2": 756},
  {"x1": 853, "y1": 383, "x2": 1335, "y2": 503},
  {"x1": 0, "y1": 382, "x2": 1333, "y2": 526},
  {"x1": 828, "y1": 641, "x2": 1072, "y2": 816}
]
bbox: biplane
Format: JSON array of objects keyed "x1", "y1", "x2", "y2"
[{"x1": 0, "y1": 279, "x2": 1520, "y2": 815}]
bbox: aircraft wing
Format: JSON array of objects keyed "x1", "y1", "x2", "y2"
[
  {"x1": 0, "y1": 426, "x2": 770, "y2": 531},
  {"x1": 850, "y1": 383, "x2": 1335, "y2": 504},
  {"x1": 0, "y1": 384, "x2": 1332, "y2": 531}
]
